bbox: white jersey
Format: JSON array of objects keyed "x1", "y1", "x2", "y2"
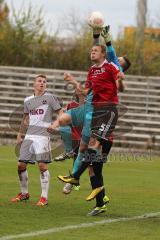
[{"x1": 24, "y1": 91, "x2": 61, "y2": 137}]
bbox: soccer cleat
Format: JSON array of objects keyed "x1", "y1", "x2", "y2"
[
  {"x1": 62, "y1": 183, "x2": 73, "y2": 194},
  {"x1": 87, "y1": 204, "x2": 107, "y2": 216},
  {"x1": 36, "y1": 197, "x2": 48, "y2": 206},
  {"x1": 54, "y1": 151, "x2": 74, "y2": 161},
  {"x1": 86, "y1": 186, "x2": 104, "y2": 201},
  {"x1": 92, "y1": 195, "x2": 110, "y2": 209},
  {"x1": 11, "y1": 192, "x2": 30, "y2": 202},
  {"x1": 57, "y1": 175, "x2": 79, "y2": 185},
  {"x1": 103, "y1": 195, "x2": 110, "y2": 204}
]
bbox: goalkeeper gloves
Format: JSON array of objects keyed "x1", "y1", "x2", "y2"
[{"x1": 101, "y1": 25, "x2": 112, "y2": 44}]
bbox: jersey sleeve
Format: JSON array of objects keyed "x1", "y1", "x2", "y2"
[
  {"x1": 106, "y1": 45, "x2": 123, "y2": 72},
  {"x1": 24, "y1": 100, "x2": 29, "y2": 114},
  {"x1": 85, "y1": 70, "x2": 92, "y2": 89},
  {"x1": 109, "y1": 62, "x2": 120, "y2": 81},
  {"x1": 50, "y1": 95, "x2": 62, "y2": 111}
]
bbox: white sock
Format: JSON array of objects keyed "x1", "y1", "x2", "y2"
[
  {"x1": 40, "y1": 170, "x2": 50, "y2": 199},
  {"x1": 18, "y1": 170, "x2": 28, "y2": 194}
]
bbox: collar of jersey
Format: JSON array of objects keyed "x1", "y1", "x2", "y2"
[
  {"x1": 34, "y1": 91, "x2": 47, "y2": 97},
  {"x1": 92, "y1": 59, "x2": 108, "y2": 68}
]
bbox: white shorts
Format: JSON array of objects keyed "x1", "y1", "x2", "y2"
[{"x1": 19, "y1": 136, "x2": 52, "y2": 164}]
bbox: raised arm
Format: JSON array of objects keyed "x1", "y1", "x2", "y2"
[
  {"x1": 64, "y1": 72, "x2": 90, "y2": 96},
  {"x1": 101, "y1": 26, "x2": 122, "y2": 71}
]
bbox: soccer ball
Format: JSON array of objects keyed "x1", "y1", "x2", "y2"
[{"x1": 88, "y1": 11, "x2": 104, "y2": 28}]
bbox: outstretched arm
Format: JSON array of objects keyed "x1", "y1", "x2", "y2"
[
  {"x1": 101, "y1": 26, "x2": 122, "y2": 71},
  {"x1": 92, "y1": 26, "x2": 123, "y2": 71},
  {"x1": 64, "y1": 72, "x2": 89, "y2": 96}
]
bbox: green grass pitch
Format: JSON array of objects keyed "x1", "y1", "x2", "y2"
[{"x1": 0, "y1": 145, "x2": 160, "y2": 240}]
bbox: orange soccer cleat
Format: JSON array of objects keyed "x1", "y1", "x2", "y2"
[
  {"x1": 11, "y1": 192, "x2": 30, "y2": 202},
  {"x1": 36, "y1": 197, "x2": 48, "y2": 206}
]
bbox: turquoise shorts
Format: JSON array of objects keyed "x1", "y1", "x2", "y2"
[{"x1": 66, "y1": 102, "x2": 93, "y2": 144}]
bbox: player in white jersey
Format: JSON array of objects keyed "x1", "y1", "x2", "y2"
[{"x1": 11, "y1": 74, "x2": 62, "y2": 206}]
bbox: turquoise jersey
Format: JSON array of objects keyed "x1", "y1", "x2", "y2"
[{"x1": 107, "y1": 45, "x2": 123, "y2": 72}]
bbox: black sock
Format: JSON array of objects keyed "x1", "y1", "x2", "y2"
[
  {"x1": 92, "y1": 162, "x2": 105, "y2": 207},
  {"x1": 90, "y1": 175, "x2": 99, "y2": 189},
  {"x1": 100, "y1": 176, "x2": 105, "y2": 197},
  {"x1": 89, "y1": 175, "x2": 105, "y2": 207},
  {"x1": 73, "y1": 161, "x2": 89, "y2": 179},
  {"x1": 96, "y1": 191, "x2": 105, "y2": 207},
  {"x1": 92, "y1": 162, "x2": 103, "y2": 181}
]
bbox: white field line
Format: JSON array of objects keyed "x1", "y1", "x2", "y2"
[{"x1": 0, "y1": 212, "x2": 160, "y2": 240}]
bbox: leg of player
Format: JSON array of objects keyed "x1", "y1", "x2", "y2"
[
  {"x1": 37, "y1": 162, "x2": 50, "y2": 206},
  {"x1": 87, "y1": 161, "x2": 107, "y2": 216},
  {"x1": 62, "y1": 140, "x2": 81, "y2": 194},
  {"x1": 57, "y1": 103, "x2": 93, "y2": 184},
  {"x1": 58, "y1": 142, "x2": 90, "y2": 185},
  {"x1": 67, "y1": 104, "x2": 94, "y2": 176},
  {"x1": 11, "y1": 162, "x2": 29, "y2": 202},
  {"x1": 58, "y1": 142, "x2": 101, "y2": 186},
  {"x1": 88, "y1": 165, "x2": 109, "y2": 203},
  {"x1": 86, "y1": 151, "x2": 108, "y2": 217},
  {"x1": 55, "y1": 126, "x2": 75, "y2": 161},
  {"x1": 86, "y1": 140, "x2": 112, "y2": 216},
  {"x1": 60, "y1": 127, "x2": 78, "y2": 194}
]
